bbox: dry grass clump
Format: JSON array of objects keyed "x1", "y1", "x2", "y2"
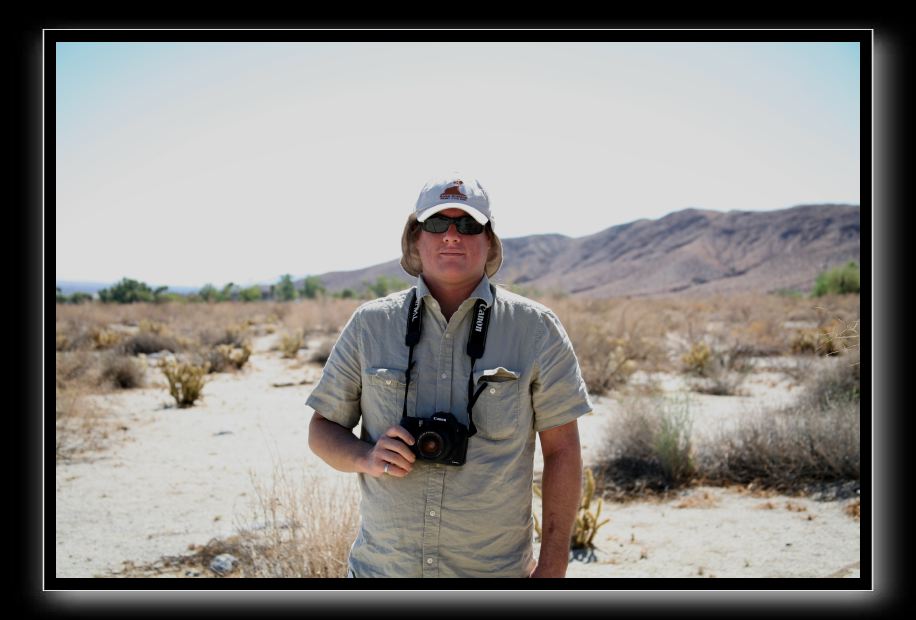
[
  {"x1": 697, "y1": 352, "x2": 860, "y2": 493},
  {"x1": 99, "y1": 352, "x2": 146, "y2": 389},
  {"x1": 55, "y1": 385, "x2": 116, "y2": 461},
  {"x1": 594, "y1": 394, "x2": 696, "y2": 499},
  {"x1": 111, "y1": 465, "x2": 360, "y2": 578},
  {"x1": 278, "y1": 329, "x2": 304, "y2": 359},
  {"x1": 231, "y1": 466, "x2": 360, "y2": 577},
  {"x1": 56, "y1": 350, "x2": 99, "y2": 387},
  {"x1": 118, "y1": 331, "x2": 184, "y2": 356}
]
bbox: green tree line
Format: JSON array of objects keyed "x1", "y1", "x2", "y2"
[{"x1": 57, "y1": 274, "x2": 410, "y2": 304}]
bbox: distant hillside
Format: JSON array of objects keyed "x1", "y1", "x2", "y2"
[{"x1": 309, "y1": 204, "x2": 860, "y2": 298}]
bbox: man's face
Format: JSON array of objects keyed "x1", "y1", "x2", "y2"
[{"x1": 416, "y1": 207, "x2": 491, "y2": 287}]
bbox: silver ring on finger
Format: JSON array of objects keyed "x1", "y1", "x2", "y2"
[{"x1": 384, "y1": 462, "x2": 390, "y2": 474}]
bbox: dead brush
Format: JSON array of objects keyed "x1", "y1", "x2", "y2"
[
  {"x1": 56, "y1": 385, "x2": 114, "y2": 461},
  {"x1": 279, "y1": 329, "x2": 304, "y2": 359},
  {"x1": 100, "y1": 352, "x2": 146, "y2": 389},
  {"x1": 91, "y1": 327, "x2": 124, "y2": 350},
  {"x1": 682, "y1": 340, "x2": 752, "y2": 396},
  {"x1": 565, "y1": 323, "x2": 638, "y2": 396},
  {"x1": 138, "y1": 319, "x2": 170, "y2": 336},
  {"x1": 698, "y1": 372, "x2": 860, "y2": 493},
  {"x1": 231, "y1": 464, "x2": 360, "y2": 577},
  {"x1": 789, "y1": 329, "x2": 820, "y2": 355},
  {"x1": 595, "y1": 395, "x2": 696, "y2": 498},
  {"x1": 159, "y1": 358, "x2": 210, "y2": 408}
]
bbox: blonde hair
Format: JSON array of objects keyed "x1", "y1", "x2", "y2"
[{"x1": 400, "y1": 213, "x2": 503, "y2": 278}]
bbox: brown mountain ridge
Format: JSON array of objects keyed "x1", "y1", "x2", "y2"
[{"x1": 310, "y1": 204, "x2": 860, "y2": 298}]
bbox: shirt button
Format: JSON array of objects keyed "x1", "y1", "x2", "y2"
[
  {"x1": 429, "y1": 510, "x2": 436, "y2": 516},
  {"x1": 445, "y1": 333, "x2": 451, "y2": 339},
  {"x1": 441, "y1": 373, "x2": 448, "y2": 379},
  {"x1": 426, "y1": 558, "x2": 434, "y2": 565},
  {"x1": 489, "y1": 388, "x2": 496, "y2": 394}
]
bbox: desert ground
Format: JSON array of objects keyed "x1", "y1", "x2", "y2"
[{"x1": 55, "y1": 326, "x2": 860, "y2": 580}]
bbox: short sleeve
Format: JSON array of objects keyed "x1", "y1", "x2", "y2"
[
  {"x1": 305, "y1": 307, "x2": 363, "y2": 429},
  {"x1": 531, "y1": 310, "x2": 593, "y2": 432}
]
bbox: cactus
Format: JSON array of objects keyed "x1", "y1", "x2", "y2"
[
  {"x1": 532, "y1": 467, "x2": 610, "y2": 550},
  {"x1": 159, "y1": 358, "x2": 210, "y2": 408}
]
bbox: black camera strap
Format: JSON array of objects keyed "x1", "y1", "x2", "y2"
[{"x1": 401, "y1": 288, "x2": 491, "y2": 437}]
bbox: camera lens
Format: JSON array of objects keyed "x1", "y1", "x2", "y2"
[{"x1": 417, "y1": 431, "x2": 444, "y2": 459}]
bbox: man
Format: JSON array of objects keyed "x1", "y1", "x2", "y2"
[{"x1": 306, "y1": 173, "x2": 592, "y2": 578}]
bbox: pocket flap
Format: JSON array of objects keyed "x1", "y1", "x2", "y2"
[
  {"x1": 366, "y1": 367, "x2": 408, "y2": 387},
  {"x1": 474, "y1": 367, "x2": 520, "y2": 384}
]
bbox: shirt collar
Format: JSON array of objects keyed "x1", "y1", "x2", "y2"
[{"x1": 415, "y1": 273, "x2": 494, "y2": 308}]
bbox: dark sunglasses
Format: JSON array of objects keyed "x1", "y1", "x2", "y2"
[{"x1": 420, "y1": 214, "x2": 486, "y2": 235}]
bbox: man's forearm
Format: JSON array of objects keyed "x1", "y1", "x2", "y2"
[
  {"x1": 536, "y1": 447, "x2": 583, "y2": 577},
  {"x1": 308, "y1": 413, "x2": 371, "y2": 473}
]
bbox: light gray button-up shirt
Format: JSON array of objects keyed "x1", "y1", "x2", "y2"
[{"x1": 305, "y1": 274, "x2": 593, "y2": 577}]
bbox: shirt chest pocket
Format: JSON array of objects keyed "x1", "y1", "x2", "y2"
[
  {"x1": 361, "y1": 367, "x2": 409, "y2": 438},
  {"x1": 471, "y1": 367, "x2": 520, "y2": 440}
]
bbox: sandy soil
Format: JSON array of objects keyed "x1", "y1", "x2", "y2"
[{"x1": 55, "y1": 335, "x2": 860, "y2": 579}]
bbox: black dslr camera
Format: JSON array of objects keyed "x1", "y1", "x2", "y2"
[{"x1": 400, "y1": 412, "x2": 469, "y2": 466}]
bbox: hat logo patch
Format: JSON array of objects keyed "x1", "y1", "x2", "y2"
[{"x1": 439, "y1": 180, "x2": 467, "y2": 201}]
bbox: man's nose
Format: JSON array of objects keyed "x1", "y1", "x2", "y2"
[{"x1": 442, "y1": 223, "x2": 461, "y2": 242}]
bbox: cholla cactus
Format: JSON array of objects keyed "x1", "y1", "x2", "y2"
[{"x1": 159, "y1": 358, "x2": 210, "y2": 408}]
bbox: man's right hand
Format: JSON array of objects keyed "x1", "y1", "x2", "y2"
[{"x1": 361, "y1": 425, "x2": 417, "y2": 478}]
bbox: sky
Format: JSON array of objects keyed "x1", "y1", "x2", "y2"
[{"x1": 55, "y1": 41, "x2": 861, "y2": 289}]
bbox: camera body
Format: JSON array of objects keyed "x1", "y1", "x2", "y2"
[{"x1": 400, "y1": 412, "x2": 469, "y2": 466}]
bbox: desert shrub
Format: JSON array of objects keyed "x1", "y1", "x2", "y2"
[
  {"x1": 207, "y1": 343, "x2": 252, "y2": 373},
  {"x1": 118, "y1": 332, "x2": 182, "y2": 356},
  {"x1": 279, "y1": 330, "x2": 304, "y2": 359},
  {"x1": 595, "y1": 395, "x2": 696, "y2": 497},
  {"x1": 200, "y1": 323, "x2": 251, "y2": 348},
  {"x1": 91, "y1": 327, "x2": 124, "y2": 350},
  {"x1": 565, "y1": 323, "x2": 637, "y2": 396},
  {"x1": 798, "y1": 349, "x2": 860, "y2": 409},
  {"x1": 56, "y1": 351, "x2": 97, "y2": 388},
  {"x1": 116, "y1": 465, "x2": 361, "y2": 578},
  {"x1": 100, "y1": 352, "x2": 146, "y2": 389},
  {"x1": 682, "y1": 340, "x2": 752, "y2": 395},
  {"x1": 698, "y1": 353, "x2": 860, "y2": 492},
  {"x1": 233, "y1": 466, "x2": 359, "y2": 577},
  {"x1": 699, "y1": 346, "x2": 752, "y2": 395},
  {"x1": 789, "y1": 329, "x2": 820, "y2": 354},
  {"x1": 138, "y1": 319, "x2": 170, "y2": 336},
  {"x1": 56, "y1": 385, "x2": 113, "y2": 461},
  {"x1": 812, "y1": 261, "x2": 860, "y2": 297},
  {"x1": 56, "y1": 331, "x2": 70, "y2": 352},
  {"x1": 681, "y1": 342, "x2": 712, "y2": 376},
  {"x1": 160, "y1": 358, "x2": 209, "y2": 408}
]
